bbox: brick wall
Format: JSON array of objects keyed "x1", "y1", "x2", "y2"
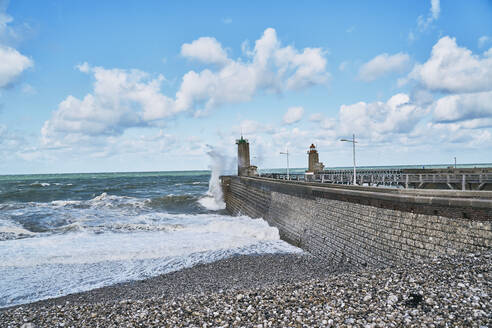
[{"x1": 221, "y1": 176, "x2": 492, "y2": 268}]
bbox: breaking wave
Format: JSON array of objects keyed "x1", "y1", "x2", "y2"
[{"x1": 0, "y1": 170, "x2": 302, "y2": 308}]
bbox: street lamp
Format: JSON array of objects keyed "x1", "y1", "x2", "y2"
[
  {"x1": 280, "y1": 149, "x2": 290, "y2": 180},
  {"x1": 340, "y1": 134, "x2": 357, "y2": 185}
]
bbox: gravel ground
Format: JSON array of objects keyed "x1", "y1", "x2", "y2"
[{"x1": 1, "y1": 251, "x2": 490, "y2": 327}]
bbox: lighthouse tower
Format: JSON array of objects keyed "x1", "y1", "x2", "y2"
[
  {"x1": 307, "y1": 144, "x2": 324, "y2": 173},
  {"x1": 236, "y1": 136, "x2": 250, "y2": 176}
]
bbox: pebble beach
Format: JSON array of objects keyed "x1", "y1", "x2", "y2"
[{"x1": 1, "y1": 250, "x2": 490, "y2": 327}]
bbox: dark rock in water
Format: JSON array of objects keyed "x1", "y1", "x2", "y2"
[{"x1": 405, "y1": 293, "x2": 423, "y2": 307}]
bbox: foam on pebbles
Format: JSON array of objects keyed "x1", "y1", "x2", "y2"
[{"x1": 1, "y1": 251, "x2": 490, "y2": 327}]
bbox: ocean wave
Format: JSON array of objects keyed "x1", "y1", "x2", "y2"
[
  {"x1": 0, "y1": 238, "x2": 301, "y2": 308},
  {"x1": 1, "y1": 189, "x2": 223, "y2": 241},
  {"x1": 198, "y1": 196, "x2": 225, "y2": 211},
  {"x1": 30, "y1": 182, "x2": 51, "y2": 187},
  {"x1": 51, "y1": 200, "x2": 82, "y2": 207},
  {"x1": 104, "y1": 222, "x2": 184, "y2": 233},
  {"x1": 51, "y1": 219, "x2": 185, "y2": 234},
  {"x1": 88, "y1": 193, "x2": 148, "y2": 209},
  {"x1": 0, "y1": 223, "x2": 37, "y2": 241},
  {"x1": 145, "y1": 194, "x2": 201, "y2": 212},
  {"x1": 0, "y1": 214, "x2": 293, "y2": 267}
]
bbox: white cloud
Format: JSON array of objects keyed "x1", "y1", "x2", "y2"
[
  {"x1": 309, "y1": 113, "x2": 323, "y2": 121},
  {"x1": 90, "y1": 130, "x2": 178, "y2": 158},
  {"x1": 0, "y1": 1, "x2": 18, "y2": 44},
  {"x1": 275, "y1": 45, "x2": 328, "y2": 90},
  {"x1": 176, "y1": 27, "x2": 328, "y2": 114},
  {"x1": 41, "y1": 64, "x2": 178, "y2": 145},
  {"x1": 0, "y1": 44, "x2": 32, "y2": 88},
  {"x1": 417, "y1": 0, "x2": 440, "y2": 32},
  {"x1": 0, "y1": 1, "x2": 12, "y2": 34},
  {"x1": 0, "y1": 124, "x2": 30, "y2": 158},
  {"x1": 408, "y1": 36, "x2": 492, "y2": 93},
  {"x1": 309, "y1": 113, "x2": 336, "y2": 129},
  {"x1": 0, "y1": 3, "x2": 33, "y2": 89},
  {"x1": 42, "y1": 28, "x2": 330, "y2": 146},
  {"x1": 222, "y1": 18, "x2": 232, "y2": 24},
  {"x1": 358, "y1": 52, "x2": 410, "y2": 82},
  {"x1": 478, "y1": 36, "x2": 491, "y2": 48},
  {"x1": 283, "y1": 106, "x2": 304, "y2": 124},
  {"x1": 433, "y1": 91, "x2": 492, "y2": 123},
  {"x1": 338, "y1": 93, "x2": 425, "y2": 140},
  {"x1": 76, "y1": 62, "x2": 90, "y2": 73},
  {"x1": 408, "y1": 0, "x2": 440, "y2": 42},
  {"x1": 304, "y1": 92, "x2": 492, "y2": 153},
  {"x1": 181, "y1": 37, "x2": 229, "y2": 65},
  {"x1": 430, "y1": 0, "x2": 440, "y2": 20},
  {"x1": 421, "y1": 122, "x2": 492, "y2": 146},
  {"x1": 236, "y1": 119, "x2": 274, "y2": 135}
]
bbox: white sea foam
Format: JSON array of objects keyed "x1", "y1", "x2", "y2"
[
  {"x1": 88, "y1": 192, "x2": 149, "y2": 210},
  {"x1": 0, "y1": 222, "x2": 36, "y2": 241},
  {"x1": 30, "y1": 182, "x2": 50, "y2": 187},
  {"x1": 0, "y1": 214, "x2": 301, "y2": 307},
  {"x1": 51, "y1": 200, "x2": 82, "y2": 207}
]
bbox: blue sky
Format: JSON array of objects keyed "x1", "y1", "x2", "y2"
[{"x1": 1, "y1": 0, "x2": 491, "y2": 174}]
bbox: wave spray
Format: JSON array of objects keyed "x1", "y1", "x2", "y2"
[{"x1": 198, "y1": 146, "x2": 233, "y2": 211}]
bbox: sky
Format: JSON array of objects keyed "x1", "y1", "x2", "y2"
[{"x1": 0, "y1": 0, "x2": 491, "y2": 174}]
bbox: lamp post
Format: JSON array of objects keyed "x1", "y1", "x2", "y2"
[
  {"x1": 340, "y1": 134, "x2": 357, "y2": 185},
  {"x1": 280, "y1": 149, "x2": 290, "y2": 180}
]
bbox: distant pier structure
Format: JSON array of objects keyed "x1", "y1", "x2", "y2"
[
  {"x1": 236, "y1": 136, "x2": 258, "y2": 177},
  {"x1": 266, "y1": 143, "x2": 492, "y2": 190}
]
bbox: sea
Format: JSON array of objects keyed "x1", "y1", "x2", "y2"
[
  {"x1": 2, "y1": 162, "x2": 490, "y2": 308},
  {"x1": 0, "y1": 170, "x2": 301, "y2": 308}
]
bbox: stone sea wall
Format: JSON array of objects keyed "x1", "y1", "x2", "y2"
[{"x1": 221, "y1": 176, "x2": 492, "y2": 268}]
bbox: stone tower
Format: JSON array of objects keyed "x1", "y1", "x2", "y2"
[
  {"x1": 307, "y1": 144, "x2": 324, "y2": 173},
  {"x1": 236, "y1": 136, "x2": 251, "y2": 176}
]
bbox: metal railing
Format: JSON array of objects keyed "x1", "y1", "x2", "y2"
[{"x1": 260, "y1": 169, "x2": 492, "y2": 190}]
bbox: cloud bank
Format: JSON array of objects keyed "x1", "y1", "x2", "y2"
[
  {"x1": 358, "y1": 53, "x2": 410, "y2": 82},
  {"x1": 283, "y1": 106, "x2": 304, "y2": 124},
  {"x1": 0, "y1": 3, "x2": 32, "y2": 89},
  {"x1": 408, "y1": 36, "x2": 492, "y2": 94},
  {"x1": 42, "y1": 28, "x2": 329, "y2": 146}
]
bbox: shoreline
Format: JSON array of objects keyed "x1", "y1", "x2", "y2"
[
  {"x1": 1, "y1": 250, "x2": 490, "y2": 327},
  {"x1": 1, "y1": 252, "x2": 349, "y2": 311}
]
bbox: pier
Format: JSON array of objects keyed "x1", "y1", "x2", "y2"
[
  {"x1": 262, "y1": 167, "x2": 492, "y2": 190},
  {"x1": 221, "y1": 136, "x2": 491, "y2": 276},
  {"x1": 262, "y1": 143, "x2": 492, "y2": 190}
]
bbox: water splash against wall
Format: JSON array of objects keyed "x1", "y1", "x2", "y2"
[{"x1": 198, "y1": 147, "x2": 233, "y2": 211}]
